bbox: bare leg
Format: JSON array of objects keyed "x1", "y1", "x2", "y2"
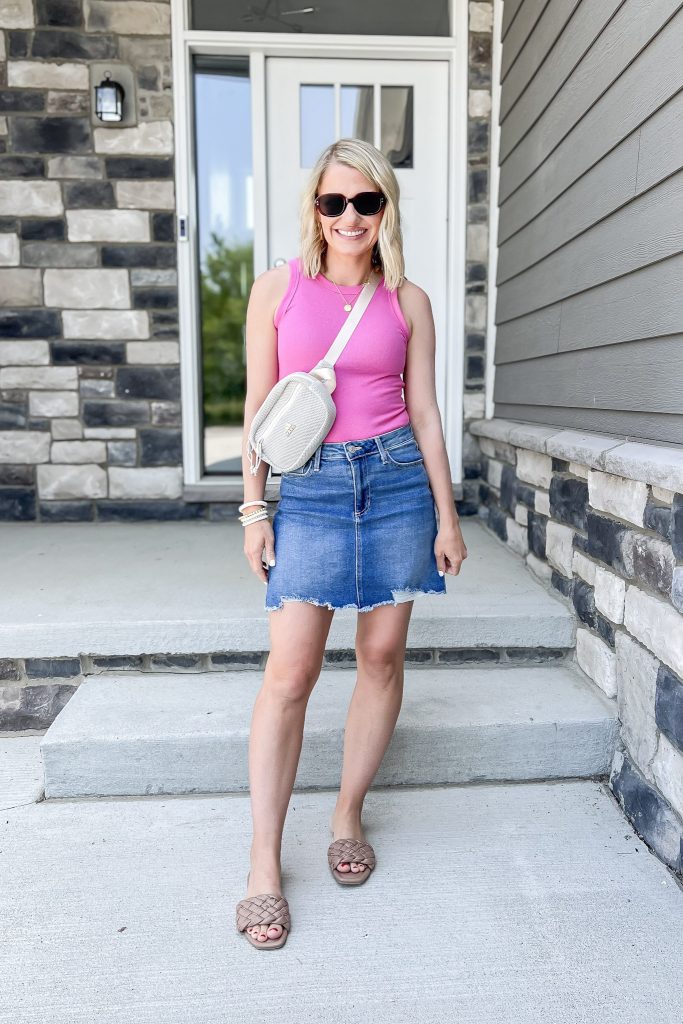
[
  {"x1": 244, "y1": 600, "x2": 334, "y2": 943},
  {"x1": 330, "y1": 601, "x2": 413, "y2": 875}
]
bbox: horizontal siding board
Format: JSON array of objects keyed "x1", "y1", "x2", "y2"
[
  {"x1": 493, "y1": 404, "x2": 683, "y2": 445},
  {"x1": 499, "y1": 0, "x2": 619, "y2": 154},
  {"x1": 636, "y1": 89, "x2": 683, "y2": 192},
  {"x1": 493, "y1": 337, "x2": 683, "y2": 413},
  {"x1": 498, "y1": 20, "x2": 683, "y2": 239},
  {"x1": 497, "y1": 132, "x2": 639, "y2": 283},
  {"x1": 496, "y1": 170, "x2": 683, "y2": 322},
  {"x1": 495, "y1": 254, "x2": 683, "y2": 365},
  {"x1": 499, "y1": 0, "x2": 683, "y2": 202},
  {"x1": 501, "y1": 0, "x2": 550, "y2": 81},
  {"x1": 499, "y1": 0, "x2": 582, "y2": 121},
  {"x1": 502, "y1": 0, "x2": 528, "y2": 42}
]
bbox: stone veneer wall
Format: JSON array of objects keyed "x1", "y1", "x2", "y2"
[
  {"x1": 0, "y1": 0, "x2": 493, "y2": 521},
  {"x1": 471, "y1": 416, "x2": 683, "y2": 877}
]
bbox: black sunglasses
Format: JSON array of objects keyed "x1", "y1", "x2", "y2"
[{"x1": 315, "y1": 191, "x2": 385, "y2": 217}]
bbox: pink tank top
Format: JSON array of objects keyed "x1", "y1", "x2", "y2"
[{"x1": 273, "y1": 256, "x2": 411, "y2": 443}]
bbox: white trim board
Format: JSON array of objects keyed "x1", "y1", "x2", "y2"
[{"x1": 171, "y1": 0, "x2": 468, "y2": 489}]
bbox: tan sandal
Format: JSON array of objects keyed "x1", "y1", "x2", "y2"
[
  {"x1": 327, "y1": 834, "x2": 376, "y2": 886},
  {"x1": 235, "y1": 872, "x2": 290, "y2": 949}
]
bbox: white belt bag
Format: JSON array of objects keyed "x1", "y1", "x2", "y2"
[{"x1": 247, "y1": 269, "x2": 381, "y2": 475}]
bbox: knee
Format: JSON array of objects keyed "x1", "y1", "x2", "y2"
[
  {"x1": 262, "y1": 661, "x2": 320, "y2": 704},
  {"x1": 355, "y1": 641, "x2": 402, "y2": 681}
]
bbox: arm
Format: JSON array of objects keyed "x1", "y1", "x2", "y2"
[{"x1": 397, "y1": 281, "x2": 468, "y2": 576}]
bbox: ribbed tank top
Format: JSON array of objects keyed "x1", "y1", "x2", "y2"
[{"x1": 273, "y1": 256, "x2": 411, "y2": 443}]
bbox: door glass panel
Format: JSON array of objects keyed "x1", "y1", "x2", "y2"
[
  {"x1": 341, "y1": 85, "x2": 373, "y2": 142},
  {"x1": 193, "y1": 56, "x2": 253, "y2": 475},
  {"x1": 190, "y1": 0, "x2": 451, "y2": 35},
  {"x1": 300, "y1": 84, "x2": 335, "y2": 167},
  {"x1": 381, "y1": 85, "x2": 413, "y2": 168}
]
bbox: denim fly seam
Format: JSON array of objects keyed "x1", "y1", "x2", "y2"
[{"x1": 264, "y1": 423, "x2": 447, "y2": 613}]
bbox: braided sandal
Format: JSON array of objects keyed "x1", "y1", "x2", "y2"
[
  {"x1": 327, "y1": 835, "x2": 376, "y2": 886},
  {"x1": 235, "y1": 872, "x2": 291, "y2": 949}
]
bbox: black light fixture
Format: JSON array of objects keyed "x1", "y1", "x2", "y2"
[{"x1": 94, "y1": 71, "x2": 125, "y2": 123}]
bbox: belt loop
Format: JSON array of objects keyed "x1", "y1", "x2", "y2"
[
  {"x1": 313, "y1": 444, "x2": 322, "y2": 472},
  {"x1": 374, "y1": 434, "x2": 388, "y2": 464}
]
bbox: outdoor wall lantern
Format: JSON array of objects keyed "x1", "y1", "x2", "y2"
[{"x1": 94, "y1": 71, "x2": 125, "y2": 123}]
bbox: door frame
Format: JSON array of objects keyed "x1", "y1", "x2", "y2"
[{"x1": 170, "y1": 0, "x2": 468, "y2": 491}]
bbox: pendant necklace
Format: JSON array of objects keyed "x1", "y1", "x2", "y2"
[{"x1": 324, "y1": 270, "x2": 371, "y2": 312}]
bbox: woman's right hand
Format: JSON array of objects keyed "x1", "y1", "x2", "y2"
[{"x1": 244, "y1": 520, "x2": 276, "y2": 584}]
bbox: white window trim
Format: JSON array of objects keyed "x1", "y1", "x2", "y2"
[
  {"x1": 485, "y1": 0, "x2": 502, "y2": 420},
  {"x1": 171, "y1": 0, "x2": 468, "y2": 491}
]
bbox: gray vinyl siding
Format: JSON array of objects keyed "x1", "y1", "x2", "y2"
[{"x1": 492, "y1": 0, "x2": 683, "y2": 444}]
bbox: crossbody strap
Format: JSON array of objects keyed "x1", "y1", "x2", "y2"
[{"x1": 321, "y1": 270, "x2": 381, "y2": 366}]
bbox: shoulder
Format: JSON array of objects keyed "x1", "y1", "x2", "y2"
[
  {"x1": 249, "y1": 260, "x2": 293, "y2": 316},
  {"x1": 394, "y1": 277, "x2": 431, "y2": 336}
]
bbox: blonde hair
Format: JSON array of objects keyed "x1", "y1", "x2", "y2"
[{"x1": 299, "y1": 138, "x2": 405, "y2": 291}]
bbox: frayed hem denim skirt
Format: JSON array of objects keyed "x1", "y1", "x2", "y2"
[{"x1": 264, "y1": 423, "x2": 447, "y2": 613}]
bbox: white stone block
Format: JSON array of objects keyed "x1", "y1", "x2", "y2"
[
  {"x1": 615, "y1": 633, "x2": 659, "y2": 783},
  {"x1": 469, "y1": 2, "x2": 493, "y2": 31},
  {"x1": 517, "y1": 449, "x2": 552, "y2": 488},
  {"x1": 572, "y1": 550, "x2": 597, "y2": 586},
  {"x1": 47, "y1": 155, "x2": 101, "y2": 179},
  {"x1": 2, "y1": 0, "x2": 34, "y2": 28},
  {"x1": 126, "y1": 341, "x2": 179, "y2": 365},
  {"x1": 0, "y1": 366, "x2": 78, "y2": 389},
  {"x1": 569, "y1": 461, "x2": 589, "y2": 479},
  {"x1": 62, "y1": 310, "x2": 149, "y2": 339},
  {"x1": 0, "y1": 268, "x2": 42, "y2": 305},
  {"x1": 108, "y1": 467, "x2": 182, "y2": 500},
  {"x1": 8, "y1": 60, "x2": 88, "y2": 89},
  {"x1": 545, "y1": 521, "x2": 574, "y2": 577},
  {"x1": 66, "y1": 209, "x2": 149, "y2": 242},
  {"x1": 0, "y1": 430, "x2": 50, "y2": 464},
  {"x1": 0, "y1": 180, "x2": 63, "y2": 216},
  {"x1": 588, "y1": 470, "x2": 648, "y2": 527},
  {"x1": 84, "y1": 427, "x2": 136, "y2": 439},
  {"x1": 652, "y1": 485, "x2": 675, "y2": 504},
  {"x1": 651, "y1": 733, "x2": 683, "y2": 821},
  {"x1": 505, "y1": 518, "x2": 529, "y2": 557},
  {"x1": 84, "y1": 1, "x2": 171, "y2": 35},
  {"x1": 94, "y1": 120, "x2": 173, "y2": 155},
  {"x1": 534, "y1": 490, "x2": 550, "y2": 516},
  {"x1": 0, "y1": 340, "x2": 49, "y2": 366},
  {"x1": 0, "y1": 116, "x2": 6, "y2": 137},
  {"x1": 115, "y1": 180, "x2": 175, "y2": 210},
  {"x1": 486, "y1": 457, "x2": 503, "y2": 489},
  {"x1": 468, "y1": 90, "x2": 491, "y2": 117},
  {"x1": 463, "y1": 391, "x2": 486, "y2": 420},
  {"x1": 514, "y1": 503, "x2": 528, "y2": 526},
  {"x1": 29, "y1": 391, "x2": 78, "y2": 418},
  {"x1": 0, "y1": 233, "x2": 20, "y2": 265},
  {"x1": 37, "y1": 463, "x2": 107, "y2": 499},
  {"x1": 465, "y1": 294, "x2": 486, "y2": 330},
  {"x1": 603, "y1": 442, "x2": 683, "y2": 493},
  {"x1": 51, "y1": 440, "x2": 106, "y2": 464},
  {"x1": 624, "y1": 586, "x2": 683, "y2": 679},
  {"x1": 593, "y1": 566, "x2": 626, "y2": 624},
  {"x1": 44, "y1": 268, "x2": 130, "y2": 309},
  {"x1": 576, "y1": 628, "x2": 617, "y2": 698},
  {"x1": 52, "y1": 419, "x2": 83, "y2": 440},
  {"x1": 526, "y1": 551, "x2": 552, "y2": 584},
  {"x1": 466, "y1": 223, "x2": 488, "y2": 262}
]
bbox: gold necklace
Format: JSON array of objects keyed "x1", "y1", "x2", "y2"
[{"x1": 323, "y1": 270, "x2": 372, "y2": 312}]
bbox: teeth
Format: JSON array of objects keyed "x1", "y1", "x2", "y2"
[{"x1": 337, "y1": 229, "x2": 365, "y2": 237}]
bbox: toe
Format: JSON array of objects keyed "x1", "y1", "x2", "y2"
[
  {"x1": 267, "y1": 924, "x2": 283, "y2": 939},
  {"x1": 336, "y1": 861, "x2": 350, "y2": 872}
]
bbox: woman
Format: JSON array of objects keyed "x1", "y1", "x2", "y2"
[{"x1": 236, "y1": 138, "x2": 468, "y2": 949}]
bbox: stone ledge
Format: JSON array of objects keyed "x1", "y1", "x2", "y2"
[{"x1": 470, "y1": 418, "x2": 683, "y2": 492}]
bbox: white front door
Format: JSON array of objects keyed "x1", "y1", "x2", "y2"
[{"x1": 265, "y1": 57, "x2": 450, "y2": 416}]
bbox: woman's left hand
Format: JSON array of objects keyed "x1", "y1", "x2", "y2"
[{"x1": 435, "y1": 521, "x2": 468, "y2": 576}]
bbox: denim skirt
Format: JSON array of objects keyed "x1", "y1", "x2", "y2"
[{"x1": 264, "y1": 422, "x2": 447, "y2": 613}]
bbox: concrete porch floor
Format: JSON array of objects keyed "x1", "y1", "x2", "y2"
[
  {"x1": 2, "y1": 738, "x2": 682, "y2": 1024},
  {"x1": 0, "y1": 518, "x2": 574, "y2": 658}
]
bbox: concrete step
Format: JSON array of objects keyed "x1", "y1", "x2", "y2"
[
  {"x1": 41, "y1": 664, "x2": 618, "y2": 798},
  {"x1": 1, "y1": 519, "x2": 575, "y2": 660}
]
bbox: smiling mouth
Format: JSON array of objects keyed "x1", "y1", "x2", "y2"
[{"x1": 335, "y1": 228, "x2": 367, "y2": 238}]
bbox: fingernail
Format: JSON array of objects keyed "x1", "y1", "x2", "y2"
[
  {"x1": 438, "y1": 570, "x2": 444, "y2": 576},
  {"x1": 269, "y1": 559, "x2": 276, "y2": 566}
]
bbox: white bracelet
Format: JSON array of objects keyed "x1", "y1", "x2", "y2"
[{"x1": 239, "y1": 499, "x2": 268, "y2": 513}]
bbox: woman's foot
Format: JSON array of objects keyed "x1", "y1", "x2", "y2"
[
  {"x1": 330, "y1": 806, "x2": 368, "y2": 877},
  {"x1": 244, "y1": 860, "x2": 287, "y2": 944}
]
